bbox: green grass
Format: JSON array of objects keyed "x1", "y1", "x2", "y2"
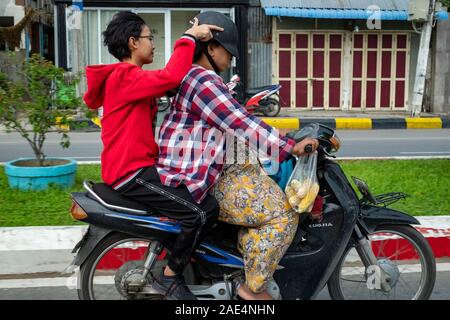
[
  {"x1": 0, "y1": 160, "x2": 449, "y2": 227},
  {"x1": 0, "y1": 165, "x2": 101, "y2": 227},
  {"x1": 339, "y1": 159, "x2": 450, "y2": 216}
]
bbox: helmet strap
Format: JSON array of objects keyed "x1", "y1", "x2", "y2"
[{"x1": 203, "y1": 43, "x2": 221, "y2": 74}]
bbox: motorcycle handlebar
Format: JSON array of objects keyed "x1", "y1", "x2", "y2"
[{"x1": 304, "y1": 144, "x2": 313, "y2": 154}]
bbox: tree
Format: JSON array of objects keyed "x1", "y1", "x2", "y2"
[
  {"x1": 440, "y1": 0, "x2": 450, "y2": 9},
  {"x1": 0, "y1": 53, "x2": 89, "y2": 166}
]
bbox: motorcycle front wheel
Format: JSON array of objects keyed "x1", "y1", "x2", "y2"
[{"x1": 327, "y1": 224, "x2": 436, "y2": 300}]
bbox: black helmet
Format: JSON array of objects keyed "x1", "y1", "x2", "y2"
[{"x1": 195, "y1": 11, "x2": 239, "y2": 57}]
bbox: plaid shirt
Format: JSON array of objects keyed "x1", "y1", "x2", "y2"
[{"x1": 156, "y1": 65, "x2": 295, "y2": 204}]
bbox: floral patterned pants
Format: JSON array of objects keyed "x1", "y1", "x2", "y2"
[{"x1": 212, "y1": 164, "x2": 299, "y2": 293}]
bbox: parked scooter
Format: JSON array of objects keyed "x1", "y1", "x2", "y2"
[
  {"x1": 156, "y1": 96, "x2": 171, "y2": 113},
  {"x1": 158, "y1": 75, "x2": 282, "y2": 115},
  {"x1": 67, "y1": 123, "x2": 436, "y2": 300},
  {"x1": 226, "y1": 74, "x2": 282, "y2": 117}
]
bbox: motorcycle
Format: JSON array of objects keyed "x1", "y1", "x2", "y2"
[
  {"x1": 66, "y1": 123, "x2": 436, "y2": 300},
  {"x1": 157, "y1": 96, "x2": 171, "y2": 113},
  {"x1": 158, "y1": 75, "x2": 282, "y2": 116},
  {"x1": 226, "y1": 74, "x2": 282, "y2": 117}
]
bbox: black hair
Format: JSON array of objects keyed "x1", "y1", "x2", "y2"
[{"x1": 102, "y1": 11, "x2": 147, "y2": 61}]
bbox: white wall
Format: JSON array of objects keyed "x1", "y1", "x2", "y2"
[
  {"x1": 432, "y1": 19, "x2": 450, "y2": 113},
  {"x1": 3, "y1": 0, "x2": 26, "y2": 49},
  {"x1": 0, "y1": 1, "x2": 8, "y2": 15}
]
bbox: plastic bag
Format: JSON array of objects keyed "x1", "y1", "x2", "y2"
[{"x1": 285, "y1": 152, "x2": 319, "y2": 213}]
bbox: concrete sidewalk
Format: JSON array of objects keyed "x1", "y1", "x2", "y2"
[{"x1": 1, "y1": 216, "x2": 449, "y2": 276}]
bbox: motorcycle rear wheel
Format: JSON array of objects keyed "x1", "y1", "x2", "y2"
[
  {"x1": 77, "y1": 232, "x2": 195, "y2": 300},
  {"x1": 261, "y1": 97, "x2": 281, "y2": 117},
  {"x1": 327, "y1": 224, "x2": 436, "y2": 300}
]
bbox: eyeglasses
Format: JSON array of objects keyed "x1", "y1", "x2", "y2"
[{"x1": 138, "y1": 35, "x2": 154, "y2": 42}]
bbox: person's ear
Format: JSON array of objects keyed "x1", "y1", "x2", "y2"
[
  {"x1": 207, "y1": 43, "x2": 216, "y2": 57},
  {"x1": 128, "y1": 36, "x2": 139, "y2": 51}
]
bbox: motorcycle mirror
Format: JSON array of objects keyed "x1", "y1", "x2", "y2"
[{"x1": 286, "y1": 123, "x2": 320, "y2": 142}]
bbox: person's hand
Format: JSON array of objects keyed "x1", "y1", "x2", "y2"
[
  {"x1": 292, "y1": 138, "x2": 319, "y2": 157},
  {"x1": 184, "y1": 17, "x2": 224, "y2": 42}
]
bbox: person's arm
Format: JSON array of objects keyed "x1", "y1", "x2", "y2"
[
  {"x1": 191, "y1": 78, "x2": 295, "y2": 163},
  {"x1": 116, "y1": 17, "x2": 224, "y2": 104},
  {"x1": 117, "y1": 36, "x2": 196, "y2": 104}
]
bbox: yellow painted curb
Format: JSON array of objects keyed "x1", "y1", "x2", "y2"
[
  {"x1": 262, "y1": 118, "x2": 300, "y2": 129},
  {"x1": 55, "y1": 116, "x2": 70, "y2": 132},
  {"x1": 405, "y1": 118, "x2": 442, "y2": 129},
  {"x1": 335, "y1": 118, "x2": 372, "y2": 129},
  {"x1": 91, "y1": 117, "x2": 102, "y2": 128}
]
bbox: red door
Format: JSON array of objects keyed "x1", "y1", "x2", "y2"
[
  {"x1": 328, "y1": 34, "x2": 343, "y2": 109},
  {"x1": 351, "y1": 33, "x2": 409, "y2": 110},
  {"x1": 277, "y1": 32, "x2": 343, "y2": 109},
  {"x1": 295, "y1": 34, "x2": 309, "y2": 108},
  {"x1": 278, "y1": 33, "x2": 292, "y2": 108},
  {"x1": 312, "y1": 34, "x2": 325, "y2": 108}
]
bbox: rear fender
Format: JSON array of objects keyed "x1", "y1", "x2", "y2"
[
  {"x1": 69, "y1": 225, "x2": 113, "y2": 269},
  {"x1": 262, "y1": 85, "x2": 281, "y2": 100},
  {"x1": 246, "y1": 91, "x2": 268, "y2": 106},
  {"x1": 359, "y1": 205, "x2": 420, "y2": 233}
]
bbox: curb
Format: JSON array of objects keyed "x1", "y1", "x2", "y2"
[
  {"x1": 261, "y1": 117, "x2": 450, "y2": 130},
  {"x1": 0, "y1": 216, "x2": 449, "y2": 276},
  {"x1": 65, "y1": 117, "x2": 450, "y2": 132}
]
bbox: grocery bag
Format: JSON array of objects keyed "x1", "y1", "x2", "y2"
[{"x1": 285, "y1": 152, "x2": 319, "y2": 213}]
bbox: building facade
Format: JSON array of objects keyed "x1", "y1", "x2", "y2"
[
  {"x1": 51, "y1": 0, "x2": 449, "y2": 113},
  {"x1": 52, "y1": 0, "x2": 252, "y2": 97},
  {"x1": 261, "y1": 0, "x2": 448, "y2": 112},
  {"x1": 0, "y1": 0, "x2": 54, "y2": 61}
]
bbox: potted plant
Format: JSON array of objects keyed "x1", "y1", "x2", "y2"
[{"x1": 0, "y1": 53, "x2": 87, "y2": 190}]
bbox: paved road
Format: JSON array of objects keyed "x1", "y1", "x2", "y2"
[
  {"x1": 1, "y1": 269, "x2": 449, "y2": 300},
  {"x1": 2, "y1": 127, "x2": 449, "y2": 299},
  {"x1": 1, "y1": 129, "x2": 450, "y2": 162}
]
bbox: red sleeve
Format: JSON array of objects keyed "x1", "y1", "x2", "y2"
[{"x1": 116, "y1": 36, "x2": 195, "y2": 104}]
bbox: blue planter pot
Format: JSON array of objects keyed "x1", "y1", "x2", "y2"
[{"x1": 5, "y1": 157, "x2": 77, "y2": 190}]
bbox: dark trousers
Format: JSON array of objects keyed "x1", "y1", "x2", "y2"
[{"x1": 117, "y1": 166, "x2": 219, "y2": 275}]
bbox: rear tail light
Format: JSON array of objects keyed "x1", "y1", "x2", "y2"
[{"x1": 70, "y1": 200, "x2": 88, "y2": 220}]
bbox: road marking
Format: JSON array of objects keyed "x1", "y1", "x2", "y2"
[
  {"x1": 0, "y1": 276, "x2": 114, "y2": 289},
  {"x1": 400, "y1": 152, "x2": 450, "y2": 154},
  {"x1": 2, "y1": 156, "x2": 450, "y2": 166},
  {"x1": 341, "y1": 263, "x2": 450, "y2": 276},
  {"x1": 2, "y1": 264, "x2": 450, "y2": 289},
  {"x1": 341, "y1": 137, "x2": 450, "y2": 141}
]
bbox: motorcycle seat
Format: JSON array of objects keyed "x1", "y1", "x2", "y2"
[{"x1": 83, "y1": 180, "x2": 153, "y2": 216}]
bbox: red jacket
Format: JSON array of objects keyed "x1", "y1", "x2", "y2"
[{"x1": 83, "y1": 36, "x2": 196, "y2": 186}]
